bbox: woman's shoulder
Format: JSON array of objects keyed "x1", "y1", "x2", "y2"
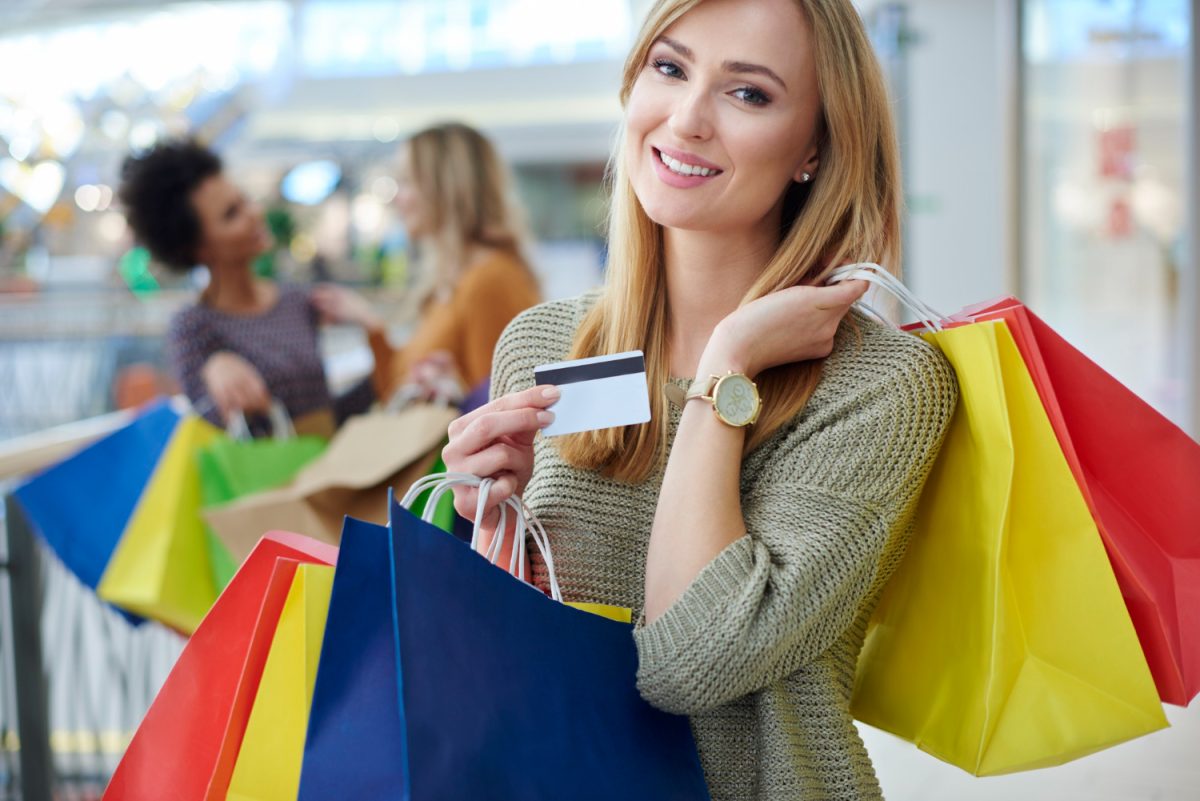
[
  {"x1": 457, "y1": 249, "x2": 541, "y2": 310},
  {"x1": 750, "y1": 312, "x2": 958, "y2": 503},
  {"x1": 274, "y1": 282, "x2": 315, "y2": 310},
  {"x1": 167, "y1": 300, "x2": 211, "y2": 339},
  {"x1": 491, "y1": 289, "x2": 602, "y2": 393},
  {"x1": 823, "y1": 311, "x2": 957, "y2": 402},
  {"x1": 505, "y1": 289, "x2": 600, "y2": 338},
  {"x1": 460, "y1": 249, "x2": 533, "y2": 288}
]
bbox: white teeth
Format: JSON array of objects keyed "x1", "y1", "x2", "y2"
[{"x1": 658, "y1": 150, "x2": 718, "y2": 177}]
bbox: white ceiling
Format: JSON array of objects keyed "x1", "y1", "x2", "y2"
[
  {"x1": 1, "y1": 1, "x2": 630, "y2": 167},
  {"x1": 0, "y1": 0, "x2": 239, "y2": 31}
]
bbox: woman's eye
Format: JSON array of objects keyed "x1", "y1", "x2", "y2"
[
  {"x1": 651, "y1": 58, "x2": 684, "y2": 80},
  {"x1": 732, "y1": 86, "x2": 770, "y2": 106}
]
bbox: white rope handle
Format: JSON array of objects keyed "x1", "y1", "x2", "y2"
[
  {"x1": 399, "y1": 472, "x2": 562, "y2": 601},
  {"x1": 384, "y1": 376, "x2": 463, "y2": 413},
  {"x1": 226, "y1": 399, "x2": 296, "y2": 441},
  {"x1": 827, "y1": 263, "x2": 946, "y2": 334}
]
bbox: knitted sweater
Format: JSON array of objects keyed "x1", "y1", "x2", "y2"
[{"x1": 492, "y1": 293, "x2": 958, "y2": 801}]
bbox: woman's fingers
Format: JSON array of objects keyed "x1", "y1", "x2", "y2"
[
  {"x1": 450, "y1": 407, "x2": 553, "y2": 459},
  {"x1": 450, "y1": 472, "x2": 519, "y2": 523},
  {"x1": 812, "y1": 279, "x2": 868, "y2": 311},
  {"x1": 457, "y1": 442, "x2": 531, "y2": 484},
  {"x1": 447, "y1": 384, "x2": 559, "y2": 438}
]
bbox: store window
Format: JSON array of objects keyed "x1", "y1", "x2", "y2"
[{"x1": 1022, "y1": 0, "x2": 1191, "y2": 424}]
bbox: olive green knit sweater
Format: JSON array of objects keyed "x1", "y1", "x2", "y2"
[{"x1": 492, "y1": 293, "x2": 957, "y2": 801}]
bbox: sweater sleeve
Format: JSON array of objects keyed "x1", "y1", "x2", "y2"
[
  {"x1": 165, "y1": 307, "x2": 219, "y2": 416},
  {"x1": 633, "y1": 339, "x2": 957, "y2": 715}
]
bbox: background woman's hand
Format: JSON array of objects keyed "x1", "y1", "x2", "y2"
[
  {"x1": 405, "y1": 351, "x2": 465, "y2": 404},
  {"x1": 441, "y1": 384, "x2": 559, "y2": 526},
  {"x1": 201, "y1": 351, "x2": 271, "y2": 420},
  {"x1": 705, "y1": 279, "x2": 868, "y2": 377},
  {"x1": 310, "y1": 284, "x2": 385, "y2": 331}
]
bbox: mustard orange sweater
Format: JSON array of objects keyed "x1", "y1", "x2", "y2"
[{"x1": 368, "y1": 250, "x2": 539, "y2": 400}]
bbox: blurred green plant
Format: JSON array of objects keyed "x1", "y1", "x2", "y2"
[{"x1": 118, "y1": 246, "x2": 161, "y2": 296}]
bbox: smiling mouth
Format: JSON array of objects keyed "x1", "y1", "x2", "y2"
[{"x1": 654, "y1": 148, "x2": 723, "y2": 178}]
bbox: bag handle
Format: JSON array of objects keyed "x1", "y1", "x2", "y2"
[
  {"x1": 400, "y1": 472, "x2": 562, "y2": 602},
  {"x1": 385, "y1": 375, "x2": 463, "y2": 413},
  {"x1": 827, "y1": 263, "x2": 946, "y2": 334},
  {"x1": 226, "y1": 400, "x2": 296, "y2": 441}
]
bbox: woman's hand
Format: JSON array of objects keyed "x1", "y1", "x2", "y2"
[
  {"x1": 201, "y1": 351, "x2": 271, "y2": 420},
  {"x1": 405, "y1": 351, "x2": 465, "y2": 404},
  {"x1": 310, "y1": 284, "x2": 385, "y2": 332},
  {"x1": 441, "y1": 385, "x2": 559, "y2": 526},
  {"x1": 704, "y1": 280, "x2": 868, "y2": 377}
]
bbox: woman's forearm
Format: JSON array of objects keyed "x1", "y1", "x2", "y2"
[{"x1": 644, "y1": 344, "x2": 751, "y2": 623}]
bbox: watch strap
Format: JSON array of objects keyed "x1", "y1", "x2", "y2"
[{"x1": 684, "y1": 375, "x2": 717, "y2": 401}]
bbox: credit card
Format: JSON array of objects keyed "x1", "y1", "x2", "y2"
[{"x1": 533, "y1": 350, "x2": 651, "y2": 437}]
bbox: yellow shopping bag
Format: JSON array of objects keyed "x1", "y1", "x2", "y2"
[
  {"x1": 98, "y1": 415, "x2": 223, "y2": 634},
  {"x1": 227, "y1": 563, "x2": 334, "y2": 801},
  {"x1": 851, "y1": 319, "x2": 1167, "y2": 775}
]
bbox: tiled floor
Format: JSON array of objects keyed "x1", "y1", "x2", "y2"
[{"x1": 859, "y1": 700, "x2": 1200, "y2": 800}]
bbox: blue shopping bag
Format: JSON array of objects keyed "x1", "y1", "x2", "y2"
[
  {"x1": 297, "y1": 516, "x2": 403, "y2": 801},
  {"x1": 386, "y1": 488, "x2": 711, "y2": 801},
  {"x1": 14, "y1": 401, "x2": 180, "y2": 590}
]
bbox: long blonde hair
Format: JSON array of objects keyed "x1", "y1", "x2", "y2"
[
  {"x1": 406, "y1": 122, "x2": 533, "y2": 299},
  {"x1": 558, "y1": 0, "x2": 902, "y2": 482}
]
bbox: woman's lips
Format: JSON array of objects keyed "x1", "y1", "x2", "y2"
[{"x1": 651, "y1": 147, "x2": 724, "y2": 189}]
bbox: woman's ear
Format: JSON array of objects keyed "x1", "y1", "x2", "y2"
[{"x1": 793, "y1": 154, "x2": 820, "y2": 183}]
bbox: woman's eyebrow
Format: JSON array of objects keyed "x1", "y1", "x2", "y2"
[
  {"x1": 656, "y1": 36, "x2": 788, "y2": 92},
  {"x1": 724, "y1": 60, "x2": 788, "y2": 91}
]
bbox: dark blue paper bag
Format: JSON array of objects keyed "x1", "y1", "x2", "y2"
[
  {"x1": 298, "y1": 516, "x2": 403, "y2": 800},
  {"x1": 14, "y1": 401, "x2": 180, "y2": 590},
  {"x1": 386, "y1": 490, "x2": 711, "y2": 801}
]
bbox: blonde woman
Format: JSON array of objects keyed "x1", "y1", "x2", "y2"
[
  {"x1": 315, "y1": 123, "x2": 540, "y2": 401},
  {"x1": 444, "y1": 0, "x2": 957, "y2": 798}
]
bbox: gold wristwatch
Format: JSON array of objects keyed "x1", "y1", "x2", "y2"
[{"x1": 666, "y1": 371, "x2": 761, "y2": 427}]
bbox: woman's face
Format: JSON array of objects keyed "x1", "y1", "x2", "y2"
[
  {"x1": 625, "y1": 0, "x2": 822, "y2": 236},
  {"x1": 190, "y1": 174, "x2": 271, "y2": 268},
  {"x1": 394, "y1": 144, "x2": 431, "y2": 238}
]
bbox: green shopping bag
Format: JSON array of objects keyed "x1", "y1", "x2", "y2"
[{"x1": 198, "y1": 433, "x2": 327, "y2": 590}]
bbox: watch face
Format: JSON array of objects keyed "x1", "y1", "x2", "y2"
[{"x1": 714, "y1": 374, "x2": 759, "y2": 426}]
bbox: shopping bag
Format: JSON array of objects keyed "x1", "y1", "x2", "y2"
[
  {"x1": 197, "y1": 425, "x2": 327, "y2": 590},
  {"x1": 203, "y1": 403, "x2": 456, "y2": 562},
  {"x1": 227, "y1": 563, "x2": 334, "y2": 801},
  {"x1": 954, "y1": 297, "x2": 1200, "y2": 706},
  {"x1": 834, "y1": 267, "x2": 1167, "y2": 775},
  {"x1": 386, "y1": 475, "x2": 711, "y2": 801},
  {"x1": 97, "y1": 415, "x2": 223, "y2": 633},
  {"x1": 103, "y1": 531, "x2": 338, "y2": 801},
  {"x1": 297, "y1": 517, "x2": 403, "y2": 801},
  {"x1": 297, "y1": 498, "x2": 630, "y2": 800},
  {"x1": 13, "y1": 400, "x2": 179, "y2": 592}
]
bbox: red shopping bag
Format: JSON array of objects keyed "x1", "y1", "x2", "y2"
[
  {"x1": 102, "y1": 532, "x2": 338, "y2": 800},
  {"x1": 956, "y1": 298, "x2": 1200, "y2": 706}
]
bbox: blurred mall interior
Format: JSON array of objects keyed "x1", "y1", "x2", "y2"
[{"x1": 0, "y1": 1, "x2": 1196, "y2": 799}]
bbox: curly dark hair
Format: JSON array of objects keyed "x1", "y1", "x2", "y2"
[{"x1": 118, "y1": 139, "x2": 222, "y2": 271}]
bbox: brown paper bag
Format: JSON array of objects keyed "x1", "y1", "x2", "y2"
[
  {"x1": 292, "y1": 407, "x2": 337, "y2": 439},
  {"x1": 203, "y1": 404, "x2": 457, "y2": 563}
]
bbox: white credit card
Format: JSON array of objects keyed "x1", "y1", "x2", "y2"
[{"x1": 534, "y1": 350, "x2": 651, "y2": 437}]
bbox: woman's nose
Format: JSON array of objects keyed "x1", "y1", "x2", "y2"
[{"x1": 667, "y1": 86, "x2": 714, "y2": 142}]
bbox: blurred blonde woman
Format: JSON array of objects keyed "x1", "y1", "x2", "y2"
[
  {"x1": 315, "y1": 122, "x2": 540, "y2": 401},
  {"x1": 442, "y1": 0, "x2": 958, "y2": 798}
]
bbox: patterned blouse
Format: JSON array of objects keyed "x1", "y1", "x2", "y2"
[{"x1": 166, "y1": 284, "x2": 336, "y2": 429}]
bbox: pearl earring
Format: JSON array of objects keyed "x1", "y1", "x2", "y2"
[{"x1": 800, "y1": 172, "x2": 812, "y2": 183}]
